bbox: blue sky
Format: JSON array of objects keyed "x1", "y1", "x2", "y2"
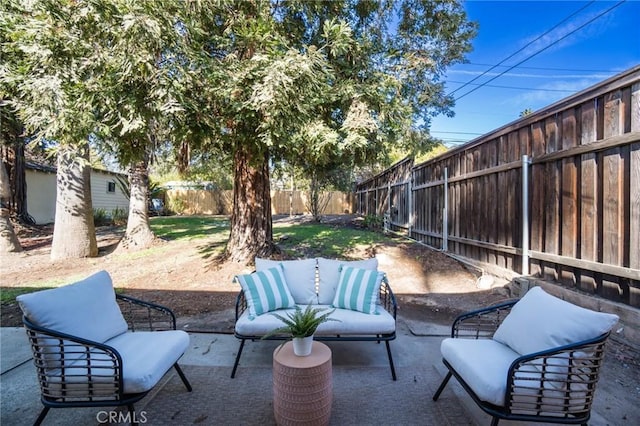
[{"x1": 430, "y1": 0, "x2": 640, "y2": 147}]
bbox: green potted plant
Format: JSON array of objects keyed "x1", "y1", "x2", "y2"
[{"x1": 264, "y1": 304, "x2": 339, "y2": 356}]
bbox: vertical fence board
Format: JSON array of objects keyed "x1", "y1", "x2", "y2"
[
  {"x1": 601, "y1": 91, "x2": 625, "y2": 299},
  {"x1": 631, "y1": 143, "x2": 640, "y2": 270},
  {"x1": 631, "y1": 84, "x2": 640, "y2": 271},
  {"x1": 579, "y1": 101, "x2": 599, "y2": 293},
  {"x1": 461, "y1": 151, "x2": 469, "y2": 257},
  {"x1": 497, "y1": 135, "x2": 509, "y2": 268},
  {"x1": 530, "y1": 122, "x2": 546, "y2": 276},
  {"x1": 543, "y1": 160, "x2": 560, "y2": 281},
  {"x1": 560, "y1": 109, "x2": 578, "y2": 286},
  {"x1": 487, "y1": 140, "x2": 498, "y2": 265},
  {"x1": 544, "y1": 116, "x2": 561, "y2": 280},
  {"x1": 453, "y1": 154, "x2": 461, "y2": 253}
]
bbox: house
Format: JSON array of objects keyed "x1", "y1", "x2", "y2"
[{"x1": 26, "y1": 162, "x2": 129, "y2": 224}]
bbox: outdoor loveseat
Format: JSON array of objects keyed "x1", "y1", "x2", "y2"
[
  {"x1": 232, "y1": 257, "x2": 398, "y2": 380},
  {"x1": 16, "y1": 270, "x2": 192, "y2": 426},
  {"x1": 433, "y1": 286, "x2": 619, "y2": 425}
]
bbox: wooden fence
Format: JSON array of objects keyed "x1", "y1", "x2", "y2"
[
  {"x1": 356, "y1": 66, "x2": 640, "y2": 308},
  {"x1": 165, "y1": 189, "x2": 354, "y2": 216}
]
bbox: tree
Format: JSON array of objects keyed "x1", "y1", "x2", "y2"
[
  {"x1": 2, "y1": 0, "x2": 100, "y2": 259},
  {"x1": 3, "y1": 1, "x2": 476, "y2": 264},
  {"x1": 88, "y1": 2, "x2": 185, "y2": 251},
  {"x1": 0, "y1": 159, "x2": 22, "y2": 253},
  {"x1": 2, "y1": 1, "x2": 185, "y2": 254},
  {"x1": 182, "y1": 1, "x2": 476, "y2": 263}
]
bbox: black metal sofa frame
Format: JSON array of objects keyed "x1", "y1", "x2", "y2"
[
  {"x1": 231, "y1": 276, "x2": 398, "y2": 380},
  {"x1": 22, "y1": 294, "x2": 192, "y2": 426},
  {"x1": 432, "y1": 300, "x2": 611, "y2": 426}
]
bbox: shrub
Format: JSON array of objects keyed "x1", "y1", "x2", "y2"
[
  {"x1": 93, "y1": 208, "x2": 111, "y2": 226},
  {"x1": 363, "y1": 214, "x2": 382, "y2": 230},
  {"x1": 112, "y1": 207, "x2": 128, "y2": 226},
  {"x1": 167, "y1": 197, "x2": 186, "y2": 215}
]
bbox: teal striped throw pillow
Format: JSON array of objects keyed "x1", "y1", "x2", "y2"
[
  {"x1": 236, "y1": 267, "x2": 295, "y2": 319},
  {"x1": 332, "y1": 266, "x2": 383, "y2": 314}
]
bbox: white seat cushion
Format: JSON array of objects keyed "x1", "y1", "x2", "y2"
[
  {"x1": 441, "y1": 338, "x2": 520, "y2": 406},
  {"x1": 442, "y1": 338, "x2": 594, "y2": 411},
  {"x1": 256, "y1": 258, "x2": 318, "y2": 305},
  {"x1": 317, "y1": 257, "x2": 378, "y2": 304},
  {"x1": 106, "y1": 330, "x2": 190, "y2": 393},
  {"x1": 16, "y1": 270, "x2": 128, "y2": 343},
  {"x1": 45, "y1": 330, "x2": 190, "y2": 396},
  {"x1": 235, "y1": 305, "x2": 395, "y2": 336}
]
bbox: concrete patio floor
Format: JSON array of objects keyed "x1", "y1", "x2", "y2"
[{"x1": 0, "y1": 318, "x2": 631, "y2": 425}]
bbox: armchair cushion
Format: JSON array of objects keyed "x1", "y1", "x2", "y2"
[
  {"x1": 106, "y1": 330, "x2": 190, "y2": 393},
  {"x1": 236, "y1": 267, "x2": 295, "y2": 319},
  {"x1": 16, "y1": 270, "x2": 128, "y2": 343},
  {"x1": 493, "y1": 286, "x2": 619, "y2": 355},
  {"x1": 255, "y1": 258, "x2": 318, "y2": 305},
  {"x1": 45, "y1": 330, "x2": 190, "y2": 395},
  {"x1": 332, "y1": 266, "x2": 383, "y2": 314},
  {"x1": 441, "y1": 338, "x2": 584, "y2": 409},
  {"x1": 441, "y1": 338, "x2": 520, "y2": 406},
  {"x1": 317, "y1": 257, "x2": 378, "y2": 304}
]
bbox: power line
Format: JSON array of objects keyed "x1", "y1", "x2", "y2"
[
  {"x1": 447, "y1": 80, "x2": 575, "y2": 93},
  {"x1": 448, "y1": 0, "x2": 596, "y2": 97},
  {"x1": 454, "y1": 0, "x2": 626, "y2": 102},
  {"x1": 464, "y1": 62, "x2": 623, "y2": 73},
  {"x1": 431, "y1": 130, "x2": 484, "y2": 135}
]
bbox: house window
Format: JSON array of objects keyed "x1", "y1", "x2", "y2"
[{"x1": 107, "y1": 181, "x2": 116, "y2": 193}]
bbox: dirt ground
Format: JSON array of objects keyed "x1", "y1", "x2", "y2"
[
  {"x1": 1, "y1": 215, "x2": 511, "y2": 329},
  {"x1": 1, "y1": 215, "x2": 639, "y2": 422}
]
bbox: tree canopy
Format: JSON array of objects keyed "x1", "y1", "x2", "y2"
[{"x1": 1, "y1": 0, "x2": 477, "y2": 262}]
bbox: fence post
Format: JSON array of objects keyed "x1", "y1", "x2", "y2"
[
  {"x1": 408, "y1": 173, "x2": 413, "y2": 237},
  {"x1": 443, "y1": 167, "x2": 448, "y2": 252},
  {"x1": 522, "y1": 155, "x2": 531, "y2": 275},
  {"x1": 385, "y1": 181, "x2": 391, "y2": 232}
]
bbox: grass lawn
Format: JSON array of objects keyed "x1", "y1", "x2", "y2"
[
  {"x1": 150, "y1": 215, "x2": 389, "y2": 259},
  {"x1": 2, "y1": 216, "x2": 389, "y2": 304}
]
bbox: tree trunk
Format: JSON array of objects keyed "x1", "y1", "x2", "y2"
[
  {"x1": 0, "y1": 160, "x2": 22, "y2": 253},
  {"x1": 177, "y1": 139, "x2": 190, "y2": 177},
  {"x1": 50, "y1": 145, "x2": 98, "y2": 259},
  {"x1": 12, "y1": 141, "x2": 31, "y2": 223},
  {"x1": 1, "y1": 139, "x2": 32, "y2": 224},
  {"x1": 226, "y1": 144, "x2": 278, "y2": 263},
  {"x1": 117, "y1": 156, "x2": 156, "y2": 251}
]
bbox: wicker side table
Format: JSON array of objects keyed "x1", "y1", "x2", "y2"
[{"x1": 273, "y1": 341, "x2": 332, "y2": 426}]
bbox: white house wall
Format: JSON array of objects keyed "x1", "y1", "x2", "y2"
[
  {"x1": 25, "y1": 168, "x2": 130, "y2": 225},
  {"x1": 91, "y1": 170, "x2": 129, "y2": 213},
  {"x1": 25, "y1": 169, "x2": 57, "y2": 224}
]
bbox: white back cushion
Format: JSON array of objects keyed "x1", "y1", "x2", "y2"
[
  {"x1": 317, "y1": 257, "x2": 378, "y2": 304},
  {"x1": 255, "y1": 258, "x2": 318, "y2": 304},
  {"x1": 493, "y1": 286, "x2": 619, "y2": 355},
  {"x1": 17, "y1": 270, "x2": 128, "y2": 343}
]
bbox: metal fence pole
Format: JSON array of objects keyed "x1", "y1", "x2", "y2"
[
  {"x1": 408, "y1": 173, "x2": 413, "y2": 237},
  {"x1": 385, "y1": 181, "x2": 391, "y2": 232},
  {"x1": 443, "y1": 167, "x2": 448, "y2": 252},
  {"x1": 522, "y1": 155, "x2": 531, "y2": 275}
]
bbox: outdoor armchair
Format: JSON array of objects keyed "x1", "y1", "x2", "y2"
[
  {"x1": 432, "y1": 286, "x2": 619, "y2": 426},
  {"x1": 17, "y1": 270, "x2": 192, "y2": 426}
]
